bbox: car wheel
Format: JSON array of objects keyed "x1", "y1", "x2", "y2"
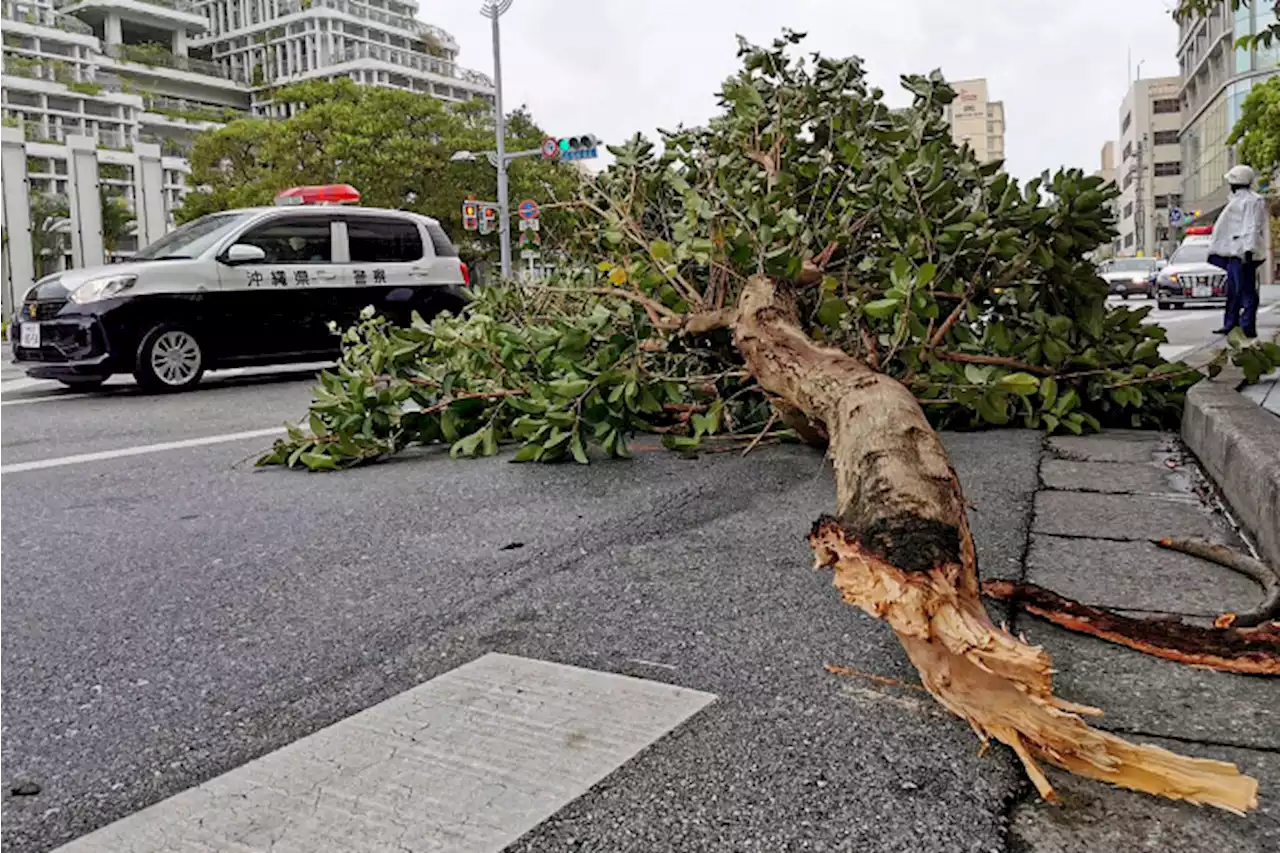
[
  {"x1": 1119, "y1": 293, "x2": 1129, "y2": 300},
  {"x1": 58, "y1": 377, "x2": 106, "y2": 390},
  {"x1": 1172, "y1": 302, "x2": 1185, "y2": 310},
  {"x1": 134, "y1": 324, "x2": 205, "y2": 392},
  {"x1": 1157, "y1": 301, "x2": 1171, "y2": 310}
]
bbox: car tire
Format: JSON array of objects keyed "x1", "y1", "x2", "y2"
[
  {"x1": 1119, "y1": 293, "x2": 1129, "y2": 300},
  {"x1": 134, "y1": 324, "x2": 205, "y2": 392},
  {"x1": 1157, "y1": 301, "x2": 1171, "y2": 310},
  {"x1": 1172, "y1": 302, "x2": 1185, "y2": 310},
  {"x1": 59, "y1": 377, "x2": 106, "y2": 390}
]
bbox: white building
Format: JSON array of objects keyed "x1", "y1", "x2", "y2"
[
  {"x1": 1115, "y1": 75, "x2": 1183, "y2": 260},
  {"x1": 942, "y1": 78, "x2": 1005, "y2": 164},
  {"x1": 1, "y1": 0, "x2": 492, "y2": 309}
]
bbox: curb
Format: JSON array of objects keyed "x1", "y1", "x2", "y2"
[{"x1": 1182, "y1": 367, "x2": 1280, "y2": 566}]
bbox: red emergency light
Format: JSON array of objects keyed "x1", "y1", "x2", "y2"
[
  {"x1": 1183, "y1": 225, "x2": 1213, "y2": 235},
  {"x1": 273, "y1": 184, "x2": 362, "y2": 207}
]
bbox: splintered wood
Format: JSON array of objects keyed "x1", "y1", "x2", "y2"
[{"x1": 733, "y1": 274, "x2": 1258, "y2": 814}]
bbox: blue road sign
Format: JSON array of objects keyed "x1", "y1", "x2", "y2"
[
  {"x1": 1170, "y1": 207, "x2": 1183, "y2": 226},
  {"x1": 518, "y1": 199, "x2": 540, "y2": 220}
]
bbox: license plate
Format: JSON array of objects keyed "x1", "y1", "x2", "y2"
[
  {"x1": 19, "y1": 321, "x2": 40, "y2": 348},
  {"x1": 1192, "y1": 283, "x2": 1210, "y2": 298}
]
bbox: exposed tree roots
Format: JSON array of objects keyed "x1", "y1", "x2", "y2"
[
  {"x1": 982, "y1": 579, "x2": 1280, "y2": 676},
  {"x1": 733, "y1": 274, "x2": 1259, "y2": 813},
  {"x1": 1156, "y1": 537, "x2": 1280, "y2": 628}
]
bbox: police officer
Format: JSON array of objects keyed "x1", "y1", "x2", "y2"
[{"x1": 1209, "y1": 164, "x2": 1269, "y2": 338}]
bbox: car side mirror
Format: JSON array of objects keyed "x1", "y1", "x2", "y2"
[{"x1": 223, "y1": 243, "x2": 266, "y2": 265}]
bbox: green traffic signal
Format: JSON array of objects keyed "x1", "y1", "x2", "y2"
[{"x1": 558, "y1": 138, "x2": 570, "y2": 152}]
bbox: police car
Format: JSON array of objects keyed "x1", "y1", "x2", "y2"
[
  {"x1": 11, "y1": 185, "x2": 469, "y2": 391},
  {"x1": 1151, "y1": 226, "x2": 1227, "y2": 309}
]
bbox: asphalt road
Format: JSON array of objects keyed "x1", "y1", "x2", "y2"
[{"x1": 0, "y1": 293, "x2": 1273, "y2": 853}]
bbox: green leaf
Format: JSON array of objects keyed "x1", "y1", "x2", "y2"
[
  {"x1": 977, "y1": 391, "x2": 1009, "y2": 425},
  {"x1": 570, "y1": 432, "x2": 589, "y2": 464},
  {"x1": 299, "y1": 451, "x2": 337, "y2": 471},
  {"x1": 997, "y1": 372, "x2": 1040, "y2": 396},
  {"x1": 964, "y1": 364, "x2": 992, "y2": 385},
  {"x1": 649, "y1": 240, "x2": 673, "y2": 261},
  {"x1": 863, "y1": 297, "x2": 901, "y2": 319},
  {"x1": 817, "y1": 297, "x2": 850, "y2": 328},
  {"x1": 1039, "y1": 376, "x2": 1058, "y2": 409},
  {"x1": 917, "y1": 262, "x2": 937, "y2": 286},
  {"x1": 512, "y1": 443, "x2": 541, "y2": 462},
  {"x1": 1227, "y1": 327, "x2": 1248, "y2": 349}
]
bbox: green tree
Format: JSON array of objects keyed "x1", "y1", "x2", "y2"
[
  {"x1": 99, "y1": 189, "x2": 136, "y2": 259},
  {"x1": 1228, "y1": 75, "x2": 1280, "y2": 178},
  {"x1": 1174, "y1": 0, "x2": 1279, "y2": 49},
  {"x1": 261, "y1": 34, "x2": 1276, "y2": 812},
  {"x1": 29, "y1": 193, "x2": 68, "y2": 279},
  {"x1": 176, "y1": 80, "x2": 579, "y2": 267}
]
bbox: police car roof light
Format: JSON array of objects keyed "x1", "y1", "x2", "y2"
[
  {"x1": 274, "y1": 184, "x2": 362, "y2": 207},
  {"x1": 1183, "y1": 225, "x2": 1213, "y2": 235}
]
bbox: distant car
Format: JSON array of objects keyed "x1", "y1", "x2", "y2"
[
  {"x1": 1097, "y1": 257, "x2": 1161, "y2": 299},
  {"x1": 1152, "y1": 238, "x2": 1227, "y2": 310}
]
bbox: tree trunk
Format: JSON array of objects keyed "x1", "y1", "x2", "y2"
[{"x1": 732, "y1": 274, "x2": 1258, "y2": 813}]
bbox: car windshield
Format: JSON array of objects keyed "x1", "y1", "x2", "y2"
[
  {"x1": 1171, "y1": 243, "x2": 1211, "y2": 265},
  {"x1": 1107, "y1": 259, "x2": 1158, "y2": 272},
  {"x1": 134, "y1": 212, "x2": 253, "y2": 260}
]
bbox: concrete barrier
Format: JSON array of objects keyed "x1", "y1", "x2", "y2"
[{"x1": 1182, "y1": 367, "x2": 1280, "y2": 566}]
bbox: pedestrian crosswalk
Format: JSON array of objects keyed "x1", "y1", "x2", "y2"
[{"x1": 51, "y1": 654, "x2": 717, "y2": 853}]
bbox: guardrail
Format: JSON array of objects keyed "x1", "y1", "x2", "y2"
[
  {"x1": 105, "y1": 43, "x2": 248, "y2": 83},
  {"x1": 339, "y1": 42, "x2": 493, "y2": 89},
  {"x1": 2, "y1": 0, "x2": 94, "y2": 35}
]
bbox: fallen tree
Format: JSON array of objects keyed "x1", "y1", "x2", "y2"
[{"x1": 260, "y1": 34, "x2": 1278, "y2": 811}]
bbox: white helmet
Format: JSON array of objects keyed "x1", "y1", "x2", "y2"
[{"x1": 1225, "y1": 164, "x2": 1256, "y2": 186}]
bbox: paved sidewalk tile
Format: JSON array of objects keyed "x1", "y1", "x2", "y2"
[
  {"x1": 1038, "y1": 459, "x2": 1190, "y2": 495},
  {"x1": 1046, "y1": 432, "x2": 1176, "y2": 464},
  {"x1": 1009, "y1": 736, "x2": 1278, "y2": 853},
  {"x1": 1024, "y1": 535, "x2": 1261, "y2": 617},
  {"x1": 1022, "y1": 621, "x2": 1279, "y2": 750},
  {"x1": 1032, "y1": 491, "x2": 1227, "y2": 543}
]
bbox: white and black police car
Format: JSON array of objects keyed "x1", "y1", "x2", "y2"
[{"x1": 10, "y1": 184, "x2": 470, "y2": 391}]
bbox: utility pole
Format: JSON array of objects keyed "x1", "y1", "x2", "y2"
[{"x1": 482, "y1": 0, "x2": 514, "y2": 280}]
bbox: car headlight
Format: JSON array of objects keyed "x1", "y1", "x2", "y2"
[
  {"x1": 1131, "y1": 276, "x2": 1146, "y2": 284},
  {"x1": 68, "y1": 275, "x2": 137, "y2": 304}
]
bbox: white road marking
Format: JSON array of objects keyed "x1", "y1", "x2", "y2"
[
  {"x1": 0, "y1": 426, "x2": 287, "y2": 475},
  {"x1": 51, "y1": 653, "x2": 717, "y2": 853}
]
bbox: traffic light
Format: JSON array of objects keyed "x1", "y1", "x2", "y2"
[
  {"x1": 478, "y1": 204, "x2": 498, "y2": 235},
  {"x1": 556, "y1": 134, "x2": 598, "y2": 161},
  {"x1": 461, "y1": 200, "x2": 479, "y2": 231}
]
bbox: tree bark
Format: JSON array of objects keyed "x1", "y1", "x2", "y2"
[
  {"x1": 982, "y1": 579, "x2": 1280, "y2": 675},
  {"x1": 732, "y1": 274, "x2": 1259, "y2": 813}
]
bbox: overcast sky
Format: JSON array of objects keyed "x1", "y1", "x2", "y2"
[{"x1": 427, "y1": 0, "x2": 1183, "y2": 181}]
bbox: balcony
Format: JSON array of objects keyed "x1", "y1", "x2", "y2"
[
  {"x1": 105, "y1": 43, "x2": 249, "y2": 84},
  {"x1": 17, "y1": 120, "x2": 132, "y2": 149},
  {"x1": 142, "y1": 93, "x2": 247, "y2": 124},
  {"x1": 338, "y1": 42, "x2": 493, "y2": 90},
  {"x1": 52, "y1": 0, "x2": 207, "y2": 31},
  {"x1": 275, "y1": 0, "x2": 458, "y2": 49},
  {"x1": 1, "y1": 0, "x2": 94, "y2": 36}
]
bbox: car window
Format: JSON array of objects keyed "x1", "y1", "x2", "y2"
[
  {"x1": 1109, "y1": 259, "x2": 1157, "y2": 272},
  {"x1": 135, "y1": 212, "x2": 253, "y2": 260},
  {"x1": 238, "y1": 218, "x2": 332, "y2": 264},
  {"x1": 424, "y1": 222, "x2": 458, "y2": 258},
  {"x1": 346, "y1": 217, "x2": 424, "y2": 263},
  {"x1": 1171, "y1": 243, "x2": 1210, "y2": 265}
]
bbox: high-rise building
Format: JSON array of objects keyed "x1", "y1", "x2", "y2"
[
  {"x1": 1097, "y1": 140, "x2": 1116, "y2": 185},
  {"x1": 1, "y1": 0, "x2": 492, "y2": 263},
  {"x1": 1116, "y1": 75, "x2": 1182, "y2": 259},
  {"x1": 1177, "y1": 1, "x2": 1278, "y2": 225},
  {"x1": 942, "y1": 78, "x2": 1005, "y2": 164}
]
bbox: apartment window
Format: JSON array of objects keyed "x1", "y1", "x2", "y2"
[
  {"x1": 1152, "y1": 98, "x2": 1180, "y2": 115},
  {"x1": 1122, "y1": 141, "x2": 1133, "y2": 161},
  {"x1": 1155, "y1": 195, "x2": 1169, "y2": 210},
  {"x1": 1152, "y1": 129, "x2": 1179, "y2": 146},
  {"x1": 1121, "y1": 111, "x2": 1132, "y2": 133},
  {"x1": 1123, "y1": 173, "x2": 1134, "y2": 190},
  {"x1": 1154, "y1": 161, "x2": 1182, "y2": 177},
  {"x1": 1124, "y1": 233, "x2": 1135, "y2": 248},
  {"x1": 1168, "y1": 193, "x2": 1181, "y2": 209},
  {"x1": 1123, "y1": 202, "x2": 1134, "y2": 220}
]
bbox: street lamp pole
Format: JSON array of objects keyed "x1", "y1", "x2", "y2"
[{"x1": 483, "y1": 0, "x2": 514, "y2": 279}]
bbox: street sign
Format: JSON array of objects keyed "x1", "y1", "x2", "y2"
[
  {"x1": 521, "y1": 249, "x2": 540, "y2": 259},
  {"x1": 1170, "y1": 207, "x2": 1182, "y2": 226},
  {"x1": 540, "y1": 137, "x2": 559, "y2": 160},
  {"x1": 518, "y1": 199, "x2": 540, "y2": 220},
  {"x1": 519, "y1": 230, "x2": 542, "y2": 248},
  {"x1": 518, "y1": 217, "x2": 540, "y2": 232}
]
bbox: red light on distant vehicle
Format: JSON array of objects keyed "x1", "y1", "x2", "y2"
[
  {"x1": 273, "y1": 184, "x2": 362, "y2": 206},
  {"x1": 1183, "y1": 225, "x2": 1213, "y2": 235}
]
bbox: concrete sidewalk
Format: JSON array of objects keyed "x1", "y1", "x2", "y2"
[{"x1": 1005, "y1": 430, "x2": 1277, "y2": 852}]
